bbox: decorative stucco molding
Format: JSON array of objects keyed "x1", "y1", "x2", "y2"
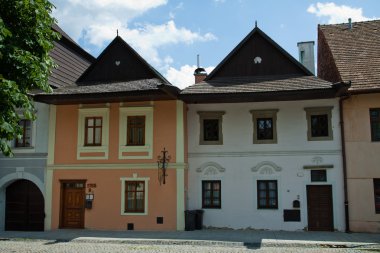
[
  {"x1": 196, "y1": 162, "x2": 226, "y2": 175},
  {"x1": 251, "y1": 161, "x2": 282, "y2": 174}
]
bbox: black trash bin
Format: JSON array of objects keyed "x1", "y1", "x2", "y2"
[
  {"x1": 195, "y1": 209, "x2": 204, "y2": 230},
  {"x1": 184, "y1": 210, "x2": 196, "y2": 231}
]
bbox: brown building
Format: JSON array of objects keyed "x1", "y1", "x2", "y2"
[{"x1": 318, "y1": 19, "x2": 380, "y2": 232}]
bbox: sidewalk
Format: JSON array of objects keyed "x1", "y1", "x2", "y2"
[{"x1": 0, "y1": 229, "x2": 379, "y2": 249}]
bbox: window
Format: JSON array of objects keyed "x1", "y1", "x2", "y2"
[
  {"x1": 16, "y1": 119, "x2": 32, "y2": 147},
  {"x1": 124, "y1": 181, "x2": 145, "y2": 213},
  {"x1": 120, "y1": 176, "x2": 149, "y2": 215},
  {"x1": 374, "y1": 179, "x2": 380, "y2": 214},
  {"x1": 85, "y1": 117, "x2": 102, "y2": 146},
  {"x1": 119, "y1": 106, "x2": 153, "y2": 159},
  {"x1": 77, "y1": 107, "x2": 109, "y2": 160},
  {"x1": 257, "y1": 118, "x2": 273, "y2": 140},
  {"x1": 127, "y1": 116, "x2": 145, "y2": 146},
  {"x1": 370, "y1": 109, "x2": 380, "y2": 141},
  {"x1": 202, "y1": 180, "x2": 221, "y2": 208},
  {"x1": 305, "y1": 107, "x2": 333, "y2": 141},
  {"x1": 198, "y1": 111, "x2": 225, "y2": 145},
  {"x1": 250, "y1": 109, "x2": 278, "y2": 144},
  {"x1": 311, "y1": 170, "x2": 327, "y2": 182},
  {"x1": 257, "y1": 180, "x2": 278, "y2": 209},
  {"x1": 203, "y1": 119, "x2": 219, "y2": 141}
]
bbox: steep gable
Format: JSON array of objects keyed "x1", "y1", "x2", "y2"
[
  {"x1": 77, "y1": 36, "x2": 168, "y2": 85},
  {"x1": 206, "y1": 27, "x2": 312, "y2": 80}
]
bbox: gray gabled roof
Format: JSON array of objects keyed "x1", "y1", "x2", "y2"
[{"x1": 49, "y1": 24, "x2": 95, "y2": 88}]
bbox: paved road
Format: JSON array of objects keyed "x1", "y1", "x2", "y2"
[{"x1": 0, "y1": 239, "x2": 377, "y2": 253}]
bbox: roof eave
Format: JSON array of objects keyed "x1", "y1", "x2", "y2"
[
  {"x1": 33, "y1": 89, "x2": 175, "y2": 105},
  {"x1": 179, "y1": 88, "x2": 338, "y2": 104}
]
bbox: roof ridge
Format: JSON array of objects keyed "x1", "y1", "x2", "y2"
[{"x1": 319, "y1": 18, "x2": 380, "y2": 27}]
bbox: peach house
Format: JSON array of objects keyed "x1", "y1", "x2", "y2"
[
  {"x1": 35, "y1": 36, "x2": 186, "y2": 231},
  {"x1": 318, "y1": 19, "x2": 380, "y2": 232}
]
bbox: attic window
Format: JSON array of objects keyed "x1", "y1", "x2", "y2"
[
  {"x1": 254, "y1": 57, "x2": 262, "y2": 64},
  {"x1": 115, "y1": 61, "x2": 121, "y2": 66}
]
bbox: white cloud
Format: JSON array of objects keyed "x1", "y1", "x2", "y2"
[
  {"x1": 52, "y1": 0, "x2": 167, "y2": 41},
  {"x1": 307, "y1": 2, "x2": 377, "y2": 24},
  {"x1": 51, "y1": 0, "x2": 216, "y2": 73},
  {"x1": 165, "y1": 65, "x2": 214, "y2": 89},
  {"x1": 83, "y1": 20, "x2": 216, "y2": 67}
]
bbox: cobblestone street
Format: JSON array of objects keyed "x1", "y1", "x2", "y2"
[{"x1": 0, "y1": 239, "x2": 378, "y2": 253}]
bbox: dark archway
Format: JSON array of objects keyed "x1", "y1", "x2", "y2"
[{"x1": 5, "y1": 179, "x2": 44, "y2": 231}]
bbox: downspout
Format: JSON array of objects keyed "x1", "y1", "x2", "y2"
[{"x1": 338, "y1": 85, "x2": 351, "y2": 233}]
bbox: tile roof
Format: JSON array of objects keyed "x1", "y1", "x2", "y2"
[
  {"x1": 38, "y1": 78, "x2": 163, "y2": 95},
  {"x1": 48, "y1": 25, "x2": 95, "y2": 88},
  {"x1": 319, "y1": 20, "x2": 380, "y2": 90},
  {"x1": 181, "y1": 75, "x2": 333, "y2": 94}
]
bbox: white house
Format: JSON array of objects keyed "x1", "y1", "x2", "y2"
[{"x1": 181, "y1": 26, "x2": 350, "y2": 231}]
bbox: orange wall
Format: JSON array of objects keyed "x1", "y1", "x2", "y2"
[
  {"x1": 343, "y1": 93, "x2": 380, "y2": 232},
  {"x1": 52, "y1": 169, "x2": 177, "y2": 230},
  {"x1": 54, "y1": 101, "x2": 178, "y2": 164}
]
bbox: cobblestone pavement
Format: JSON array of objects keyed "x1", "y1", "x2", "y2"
[{"x1": 0, "y1": 240, "x2": 378, "y2": 253}]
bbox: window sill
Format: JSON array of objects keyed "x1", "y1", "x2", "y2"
[
  {"x1": 77, "y1": 145, "x2": 108, "y2": 160},
  {"x1": 119, "y1": 145, "x2": 152, "y2": 159},
  {"x1": 199, "y1": 141, "x2": 223, "y2": 145},
  {"x1": 308, "y1": 136, "x2": 333, "y2": 141},
  {"x1": 121, "y1": 211, "x2": 148, "y2": 216},
  {"x1": 12, "y1": 147, "x2": 36, "y2": 153}
]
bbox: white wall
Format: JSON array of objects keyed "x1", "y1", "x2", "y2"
[{"x1": 187, "y1": 99, "x2": 345, "y2": 231}]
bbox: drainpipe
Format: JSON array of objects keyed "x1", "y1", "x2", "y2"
[{"x1": 339, "y1": 92, "x2": 351, "y2": 233}]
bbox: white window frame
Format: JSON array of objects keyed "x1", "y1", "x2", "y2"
[
  {"x1": 120, "y1": 175, "x2": 150, "y2": 216},
  {"x1": 119, "y1": 106, "x2": 153, "y2": 159},
  {"x1": 77, "y1": 107, "x2": 109, "y2": 160}
]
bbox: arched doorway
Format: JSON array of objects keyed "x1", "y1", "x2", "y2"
[{"x1": 5, "y1": 179, "x2": 44, "y2": 231}]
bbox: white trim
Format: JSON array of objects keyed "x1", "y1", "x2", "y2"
[
  {"x1": 118, "y1": 106, "x2": 153, "y2": 159},
  {"x1": 189, "y1": 150, "x2": 341, "y2": 158},
  {"x1": 120, "y1": 176, "x2": 150, "y2": 216},
  {"x1": 196, "y1": 161, "x2": 226, "y2": 174},
  {"x1": 44, "y1": 169, "x2": 53, "y2": 230},
  {"x1": 176, "y1": 101, "x2": 185, "y2": 230},
  {"x1": 47, "y1": 162, "x2": 187, "y2": 170},
  {"x1": 77, "y1": 107, "x2": 109, "y2": 160},
  {"x1": 47, "y1": 105, "x2": 56, "y2": 165},
  {"x1": 251, "y1": 161, "x2": 282, "y2": 173}
]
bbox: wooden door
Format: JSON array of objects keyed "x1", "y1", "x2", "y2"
[
  {"x1": 307, "y1": 185, "x2": 334, "y2": 231},
  {"x1": 60, "y1": 181, "x2": 85, "y2": 229},
  {"x1": 5, "y1": 180, "x2": 44, "y2": 231}
]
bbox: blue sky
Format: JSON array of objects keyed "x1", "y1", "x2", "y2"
[{"x1": 51, "y1": 0, "x2": 379, "y2": 88}]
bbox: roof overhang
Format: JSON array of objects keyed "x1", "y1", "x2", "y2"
[
  {"x1": 179, "y1": 88, "x2": 341, "y2": 104},
  {"x1": 34, "y1": 89, "x2": 176, "y2": 105}
]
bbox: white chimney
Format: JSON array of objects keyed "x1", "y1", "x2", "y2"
[{"x1": 297, "y1": 41, "x2": 315, "y2": 75}]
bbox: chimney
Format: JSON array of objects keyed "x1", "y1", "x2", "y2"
[
  {"x1": 348, "y1": 18, "x2": 352, "y2": 29},
  {"x1": 297, "y1": 41, "x2": 315, "y2": 75},
  {"x1": 194, "y1": 54, "x2": 207, "y2": 84}
]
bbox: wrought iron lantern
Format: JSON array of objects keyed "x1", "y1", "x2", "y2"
[{"x1": 157, "y1": 148, "x2": 170, "y2": 185}]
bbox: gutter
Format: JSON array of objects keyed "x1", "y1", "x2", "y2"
[{"x1": 336, "y1": 81, "x2": 351, "y2": 233}]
